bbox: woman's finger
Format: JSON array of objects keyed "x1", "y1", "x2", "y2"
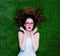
[
  {"x1": 20, "y1": 26, "x2": 25, "y2": 32},
  {"x1": 33, "y1": 27, "x2": 38, "y2": 33}
]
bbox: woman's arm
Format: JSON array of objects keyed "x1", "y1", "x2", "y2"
[
  {"x1": 18, "y1": 31, "x2": 27, "y2": 51},
  {"x1": 31, "y1": 32, "x2": 40, "y2": 52}
]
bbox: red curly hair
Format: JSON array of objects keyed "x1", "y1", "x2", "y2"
[{"x1": 13, "y1": 7, "x2": 46, "y2": 29}]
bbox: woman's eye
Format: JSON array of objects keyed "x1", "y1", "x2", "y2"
[
  {"x1": 25, "y1": 22, "x2": 34, "y2": 25},
  {"x1": 31, "y1": 22, "x2": 34, "y2": 24},
  {"x1": 26, "y1": 22, "x2": 29, "y2": 24}
]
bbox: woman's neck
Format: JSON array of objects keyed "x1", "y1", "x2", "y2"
[
  {"x1": 26, "y1": 30, "x2": 31, "y2": 33},
  {"x1": 26, "y1": 30, "x2": 32, "y2": 36}
]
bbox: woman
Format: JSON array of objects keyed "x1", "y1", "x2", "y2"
[{"x1": 13, "y1": 8, "x2": 45, "y2": 56}]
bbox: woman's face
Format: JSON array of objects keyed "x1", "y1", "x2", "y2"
[{"x1": 24, "y1": 18, "x2": 34, "y2": 32}]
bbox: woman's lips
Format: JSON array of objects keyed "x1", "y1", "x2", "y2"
[{"x1": 28, "y1": 27, "x2": 31, "y2": 29}]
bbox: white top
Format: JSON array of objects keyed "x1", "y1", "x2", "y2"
[
  {"x1": 24, "y1": 37, "x2": 34, "y2": 52},
  {"x1": 18, "y1": 34, "x2": 36, "y2": 56}
]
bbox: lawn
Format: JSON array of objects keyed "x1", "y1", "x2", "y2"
[{"x1": 0, "y1": 0, "x2": 60, "y2": 56}]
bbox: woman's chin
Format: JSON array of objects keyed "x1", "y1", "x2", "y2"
[{"x1": 27, "y1": 29, "x2": 32, "y2": 32}]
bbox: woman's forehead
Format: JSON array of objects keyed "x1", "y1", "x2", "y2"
[{"x1": 26, "y1": 18, "x2": 33, "y2": 22}]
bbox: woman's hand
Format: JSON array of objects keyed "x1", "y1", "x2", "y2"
[
  {"x1": 31, "y1": 27, "x2": 38, "y2": 38},
  {"x1": 20, "y1": 26, "x2": 27, "y2": 36},
  {"x1": 20, "y1": 26, "x2": 26, "y2": 33},
  {"x1": 32, "y1": 27, "x2": 38, "y2": 35}
]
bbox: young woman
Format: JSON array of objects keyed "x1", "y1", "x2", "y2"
[{"x1": 13, "y1": 8, "x2": 45, "y2": 56}]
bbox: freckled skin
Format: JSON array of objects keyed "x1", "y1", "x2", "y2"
[
  {"x1": 18, "y1": 18, "x2": 40, "y2": 52},
  {"x1": 24, "y1": 18, "x2": 34, "y2": 32}
]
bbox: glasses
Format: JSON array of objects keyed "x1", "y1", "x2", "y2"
[{"x1": 25, "y1": 22, "x2": 34, "y2": 25}]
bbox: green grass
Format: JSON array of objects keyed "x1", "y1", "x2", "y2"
[{"x1": 0, "y1": 0, "x2": 60, "y2": 56}]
